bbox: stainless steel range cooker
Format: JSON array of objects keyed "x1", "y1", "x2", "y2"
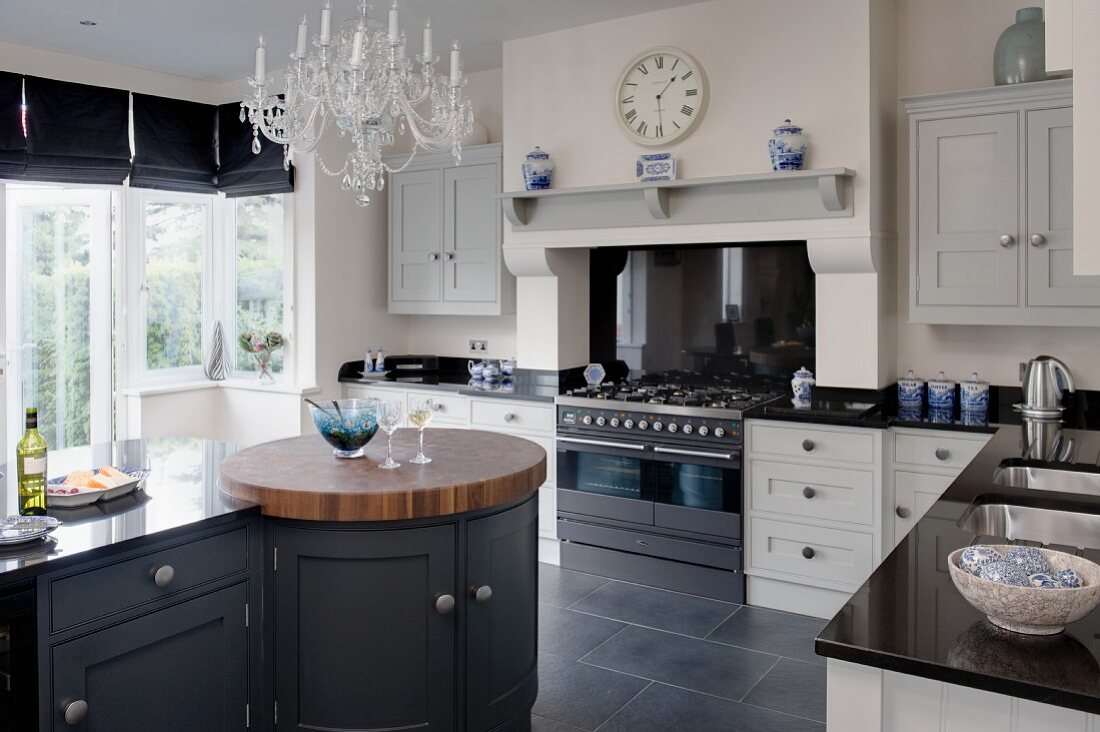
[{"x1": 554, "y1": 376, "x2": 784, "y2": 603}]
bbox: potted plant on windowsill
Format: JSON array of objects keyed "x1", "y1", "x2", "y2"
[{"x1": 239, "y1": 330, "x2": 284, "y2": 384}]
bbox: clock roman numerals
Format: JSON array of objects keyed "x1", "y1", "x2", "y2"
[
  {"x1": 636, "y1": 120, "x2": 648, "y2": 135},
  {"x1": 620, "y1": 95, "x2": 635, "y2": 104},
  {"x1": 681, "y1": 105, "x2": 695, "y2": 117},
  {"x1": 671, "y1": 58, "x2": 679, "y2": 71},
  {"x1": 685, "y1": 89, "x2": 698, "y2": 96},
  {"x1": 625, "y1": 109, "x2": 637, "y2": 123},
  {"x1": 636, "y1": 63, "x2": 649, "y2": 75},
  {"x1": 655, "y1": 55, "x2": 665, "y2": 69},
  {"x1": 618, "y1": 49, "x2": 704, "y2": 143},
  {"x1": 681, "y1": 70, "x2": 694, "y2": 80},
  {"x1": 656, "y1": 123, "x2": 664, "y2": 138}
]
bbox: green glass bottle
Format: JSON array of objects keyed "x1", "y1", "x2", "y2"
[{"x1": 17, "y1": 407, "x2": 48, "y2": 516}]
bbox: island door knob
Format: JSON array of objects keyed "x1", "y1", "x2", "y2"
[
  {"x1": 896, "y1": 506, "x2": 912, "y2": 519},
  {"x1": 934, "y1": 448, "x2": 950, "y2": 462},
  {"x1": 999, "y1": 234, "x2": 1016, "y2": 248},
  {"x1": 802, "y1": 486, "x2": 816, "y2": 499},
  {"x1": 152, "y1": 565, "x2": 175, "y2": 588},
  {"x1": 63, "y1": 699, "x2": 88, "y2": 726},
  {"x1": 802, "y1": 546, "x2": 816, "y2": 560},
  {"x1": 1030, "y1": 233, "x2": 1047, "y2": 247},
  {"x1": 473, "y1": 585, "x2": 493, "y2": 604},
  {"x1": 435, "y1": 594, "x2": 456, "y2": 615},
  {"x1": 802, "y1": 439, "x2": 815, "y2": 452}
]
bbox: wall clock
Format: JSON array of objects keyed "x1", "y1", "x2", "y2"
[{"x1": 615, "y1": 46, "x2": 709, "y2": 146}]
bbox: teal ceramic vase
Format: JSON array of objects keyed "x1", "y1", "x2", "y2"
[{"x1": 994, "y1": 7, "x2": 1051, "y2": 85}]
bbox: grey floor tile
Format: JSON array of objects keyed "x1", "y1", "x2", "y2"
[
  {"x1": 599, "y1": 683, "x2": 825, "y2": 732},
  {"x1": 569, "y1": 581, "x2": 739, "y2": 637},
  {"x1": 539, "y1": 605, "x2": 627, "y2": 661},
  {"x1": 532, "y1": 714, "x2": 586, "y2": 732},
  {"x1": 580, "y1": 625, "x2": 778, "y2": 701},
  {"x1": 706, "y1": 605, "x2": 827, "y2": 665},
  {"x1": 532, "y1": 652, "x2": 650, "y2": 731},
  {"x1": 539, "y1": 563, "x2": 611, "y2": 608},
  {"x1": 742, "y1": 658, "x2": 827, "y2": 723}
]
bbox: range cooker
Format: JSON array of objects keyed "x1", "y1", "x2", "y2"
[{"x1": 555, "y1": 374, "x2": 784, "y2": 603}]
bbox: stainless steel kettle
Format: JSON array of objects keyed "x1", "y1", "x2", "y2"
[{"x1": 1022, "y1": 355, "x2": 1075, "y2": 412}]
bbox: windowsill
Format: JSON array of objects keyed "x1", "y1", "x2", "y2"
[{"x1": 120, "y1": 379, "x2": 320, "y2": 398}]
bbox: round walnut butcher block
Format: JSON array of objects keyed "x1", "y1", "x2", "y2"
[{"x1": 218, "y1": 428, "x2": 547, "y2": 521}]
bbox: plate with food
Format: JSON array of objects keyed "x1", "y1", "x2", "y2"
[{"x1": 47, "y1": 466, "x2": 151, "y2": 508}]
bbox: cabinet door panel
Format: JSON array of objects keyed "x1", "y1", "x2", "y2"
[
  {"x1": 50, "y1": 583, "x2": 248, "y2": 732},
  {"x1": 273, "y1": 524, "x2": 456, "y2": 732},
  {"x1": 916, "y1": 113, "x2": 1019, "y2": 306},
  {"x1": 391, "y1": 169, "x2": 442, "y2": 303},
  {"x1": 443, "y1": 163, "x2": 500, "y2": 303},
  {"x1": 1026, "y1": 106, "x2": 1100, "y2": 305}
]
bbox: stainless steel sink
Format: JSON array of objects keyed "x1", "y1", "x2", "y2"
[
  {"x1": 993, "y1": 463, "x2": 1100, "y2": 496},
  {"x1": 957, "y1": 501, "x2": 1100, "y2": 550}
]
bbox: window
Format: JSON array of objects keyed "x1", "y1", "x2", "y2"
[{"x1": 232, "y1": 195, "x2": 286, "y2": 374}]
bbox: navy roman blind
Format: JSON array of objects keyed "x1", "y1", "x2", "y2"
[
  {"x1": 23, "y1": 75, "x2": 131, "y2": 184},
  {"x1": 0, "y1": 71, "x2": 24, "y2": 179},
  {"x1": 131, "y1": 93, "x2": 219, "y2": 193},
  {"x1": 216, "y1": 101, "x2": 293, "y2": 197}
]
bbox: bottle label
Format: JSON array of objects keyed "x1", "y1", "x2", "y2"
[{"x1": 22, "y1": 456, "x2": 46, "y2": 476}]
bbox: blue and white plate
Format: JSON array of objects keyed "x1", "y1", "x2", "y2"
[
  {"x1": 47, "y1": 468, "x2": 151, "y2": 508},
  {"x1": 0, "y1": 515, "x2": 62, "y2": 545}
]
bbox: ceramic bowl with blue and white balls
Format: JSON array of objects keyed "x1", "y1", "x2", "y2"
[{"x1": 949, "y1": 544, "x2": 1100, "y2": 635}]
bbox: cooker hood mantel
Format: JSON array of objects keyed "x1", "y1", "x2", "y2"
[{"x1": 495, "y1": 167, "x2": 856, "y2": 231}]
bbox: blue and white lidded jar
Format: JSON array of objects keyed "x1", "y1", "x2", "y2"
[
  {"x1": 791, "y1": 366, "x2": 815, "y2": 404},
  {"x1": 522, "y1": 147, "x2": 554, "y2": 190},
  {"x1": 769, "y1": 119, "x2": 808, "y2": 171},
  {"x1": 960, "y1": 371, "x2": 990, "y2": 413},
  {"x1": 927, "y1": 371, "x2": 956, "y2": 411},
  {"x1": 897, "y1": 369, "x2": 925, "y2": 409},
  {"x1": 500, "y1": 357, "x2": 517, "y2": 376},
  {"x1": 482, "y1": 362, "x2": 501, "y2": 382}
]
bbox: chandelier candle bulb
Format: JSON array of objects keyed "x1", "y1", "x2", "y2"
[
  {"x1": 350, "y1": 29, "x2": 364, "y2": 67},
  {"x1": 319, "y1": 0, "x2": 332, "y2": 44},
  {"x1": 254, "y1": 35, "x2": 265, "y2": 81},
  {"x1": 423, "y1": 19, "x2": 432, "y2": 59},
  {"x1": 450, "y1": 40, "x2": 461, "y2": 85},
  {"x1": 296, "y1": 15, "x2": 308, "y2": 58},
  {"x1": 388, "y1": 1, "x2": 399, "y2": 42}
]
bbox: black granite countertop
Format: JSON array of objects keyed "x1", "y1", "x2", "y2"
[
  {"x1": 817, "y1": 424, "x2": 1100, "y2": 714},
  {"x1": 338, "y1": 360, "x2": 582, "y2": 403},
  {"x1": 0, "y1": 438, "x2": 258, "y2": 587}
]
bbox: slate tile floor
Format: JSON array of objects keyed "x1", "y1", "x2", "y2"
[{"x1": 532, "y1": 564, "x2": 827, "y2": 732}]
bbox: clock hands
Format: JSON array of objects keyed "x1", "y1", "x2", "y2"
[
  {"x1": 654, "y1": 75, "x2": 676, "y2": 138},
  {"x1": 656, "y1": 75, "x2": 677, "y2": 102}
]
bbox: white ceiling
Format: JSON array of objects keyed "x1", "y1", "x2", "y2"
[{"x1": 0, "y1": 0, "x2": 705, "y2": 81}]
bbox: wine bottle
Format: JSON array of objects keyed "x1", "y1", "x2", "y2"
[{"x1": 17, "y1": 407, "x2": 48, "y2": 516}]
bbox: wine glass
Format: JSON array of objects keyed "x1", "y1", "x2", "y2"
[
  {"x1": 377, "y1": 400, "x2": 403, "y2": 470},
  {"x1": 408, "y1": 397, "x2": 434, "y2": 464}
]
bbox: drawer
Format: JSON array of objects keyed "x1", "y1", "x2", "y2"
[
  {"x1": 894, "y1": 432, "x2": 987, "y2": 470},
  {"x1": 750, "y1": 517, "x2": 873, "y2": 587},
  {"x1": 559, "y1": 519, "x2": 741, "y2": 571},
  {"x1": 751, "y1": 460, "x2": 874, "y2": 526},
  {"x1": 750, "y1": 423, "x2": 876, "y2": 465},
  {"x1": 48, "y1": 527, "x2": 248, "y2": 633},
  {"x1": 470, "y1": 399, "x2": 554, "y2": 435},
  {"x1": 343, "y1": 385, "x2": 403, "y2": 402},
  {"x1": 406, "y1": 391, "x2": 468, "y2": 425}
]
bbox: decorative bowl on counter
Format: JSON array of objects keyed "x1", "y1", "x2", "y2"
[
  {"x1": 948, "y1": 545, "x2": 1100, "y2": 635},
  {"x1": 307, "y1": 399, "x2": 380, "y2": 459}
]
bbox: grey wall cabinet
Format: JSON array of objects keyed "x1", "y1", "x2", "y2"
[
  {"x1": 905, "y1": 79, "x2": 1100, "y2": 325},
  {"x1": 386, "y1": 143, "x2": 516, "y2": 315}
]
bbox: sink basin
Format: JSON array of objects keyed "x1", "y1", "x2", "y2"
[
  {"x1": 957, "y1": 501, "x2": 1100, "y2": 550},
  {"x1": 993, "y1": 461, "x2": 1100, "y2": 497}
]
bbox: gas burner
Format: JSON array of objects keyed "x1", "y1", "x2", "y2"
[{"x1": 648, "y1": 397, "x2": 665, "y2": 405}]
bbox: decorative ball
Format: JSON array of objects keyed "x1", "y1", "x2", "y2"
[
  {"x1": 1028, "y1": 573, "x2": 1061, "y2": 589},
  {"x1": 959, "y1": 545, "x2": 1004, "y2": 576},
  {"x1": 1004, "y1": 546, "x2": 1051, "y2": 576},
  {"x1": 1055, "y1": 568, "x2": 1084, "y2": 588},
  {"x1": 977, "y1": 561, "x2": 1031, "y2": 587}
]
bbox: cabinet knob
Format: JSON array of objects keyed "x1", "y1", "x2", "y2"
[
  {"x1": 443, "y1": 251, "x2": 454, "y2": 260},
  {"x1": 435, "y1": 594, "x2": 455, "y2": 615},
  {"x1": 428, "y1": 252, "x2": 439, "y2": 261},
  {"x1": 999, "y1": 234, "x2": 1016, "y2": 248},
  {"x1": 472, "y1": 585, "x2": 493, "y2": 604},
  {"x1": 1030, "y1": 233, "x2": 1047, "y2": 247},
  {"x1": 801, "y1": 546, "x2": 816, "y2": 560},
  {"x1": 151, "y1": 565, "x2": 175, "y2": 588},
  {"x1": 503, "y1": 412, "x2": 516, "y2": 423},
  {"x1": 801, "y1": 439, "x2": 815, "y2": 452},
  {"x1": 63, "y1": 699, "x2": 88, "y2": 726},
  {"x1": 934, "y1": 447, "x2": 950, "y2": 462},
  {"x1": 802, "y1": 486, "x2": 816, "y2": 499},
  {"x1": 896, "y1": 506, "x2": 912, "y2": 519},
  {"x1": 432, "y1": 403, "x2": 444, "y2": 412}
]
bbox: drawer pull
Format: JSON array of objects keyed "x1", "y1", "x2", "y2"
[
  {"x1": 63, "y1": 699, "x2": 88, "y2": 726},
  {"x1": 802, "y1": 546, "x2": 816, "y2": 560},
  {"x1": 473, "y1": 585, "x2": 493, "y2": 604},
  {"x1": 435, "y1": 594, "x2": 455, "y2": 615},
  {"x1": 636, "y1": 540, "x2": 649, "y2": 547},
  {"x1": 151, "y1": 565, "x2": 175, "y2": 588},
  {"x1": 432, "y1": 403, "x2": 444, "y2": 412},
  {"x1": 801, "y1": 439, "x2": 815, "y2": 452},
  {"x1": 896, "y1": 506, "x2": 912, "y2": 519},
  {"x1": 503, "y1": 412, "x2": 516, "y2": 423},
  {"x1": 802, "y1": 486, "x2": 816, "y2": 499},
  {"x1": 934, "y1": 448, "x2": 950, "y2": 462}
]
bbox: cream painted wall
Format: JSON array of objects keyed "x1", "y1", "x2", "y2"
[{"x1": 895, "y1": 0, "x2": 1100, "y2": 390}]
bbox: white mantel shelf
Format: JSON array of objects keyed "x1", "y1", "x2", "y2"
[{"x1": 495, "y1": 168, "x2": 856, "y2": 231}]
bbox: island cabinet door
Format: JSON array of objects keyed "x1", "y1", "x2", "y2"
[
  {"x1": 48, "y1": 583, "x2": 249, "y2": 732},
  {"x1": 466, "y1": 497, "x2": 539, "y2": 731},
  {"x1": 273, "y1": 523, "x2": 456, "y2": 732}
]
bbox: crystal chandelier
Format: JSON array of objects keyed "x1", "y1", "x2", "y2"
[{"x1": 243, "y1": 0, "x2": 474, "y2": 206}]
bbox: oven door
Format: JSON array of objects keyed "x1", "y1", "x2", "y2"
[
  {"x1": 651, "y1": 445, "x2": 742, "y2": 539},
  {"x1": 556, "y1": 436, "x2": 655, "y2": 525}
]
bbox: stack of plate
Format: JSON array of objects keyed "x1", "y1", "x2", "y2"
[{"x1": 0, "y1": 515, "x2": 62, "y2": 546}]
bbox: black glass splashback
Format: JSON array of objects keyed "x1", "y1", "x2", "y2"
[{"x1": 589, "y1": 242, "x2": 815, "y2": 380}]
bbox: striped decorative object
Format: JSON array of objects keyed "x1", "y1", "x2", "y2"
[{"x1": 205, "y1": 321, "x2": 230, "y2": 381}]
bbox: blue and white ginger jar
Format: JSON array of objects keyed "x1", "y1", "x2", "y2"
[
  {"x1": 960, "y1": 371, "x2": 989, "y2": 413},
  {"x1": 522, "y1": 146, "x2": 554, "y2": 190},
  {"x1": 769, "y1": 118, "x2": 807, "y2": 171},
  {"x1": 790, "y1": 366, "x2": 815, "y2": 404}
]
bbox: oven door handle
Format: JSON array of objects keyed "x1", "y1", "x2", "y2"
[
  {"x1": 652, "y1": 445, "x2": 737, "y2": 461},
  {"x1": 556, "y1": 436, "x2": 649, "y2": 452}
]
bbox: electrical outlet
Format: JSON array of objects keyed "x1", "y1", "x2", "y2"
[{"x1": 469, "y1": 340, "x2": 488, "y2": 354}]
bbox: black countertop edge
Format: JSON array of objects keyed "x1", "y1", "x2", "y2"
[
  {"x1": 814, "y1": 636, "x2": 1100, "y2": 716},
  {"x1": 338, "y1": 360, "x2": 583, "y2": 403}
]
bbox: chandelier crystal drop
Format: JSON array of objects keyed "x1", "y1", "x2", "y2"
[{"x1": 243, "y1": 0, "x2": 474, "y2": 206}]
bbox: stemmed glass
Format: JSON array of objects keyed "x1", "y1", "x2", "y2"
[
  {"x1": 408, "y1": 397, "x2": 435, "y2": 464},
  {"x1": 377, "y1": 400, "x2": 403, "y2": 470}
]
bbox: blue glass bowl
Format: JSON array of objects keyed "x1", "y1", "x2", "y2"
[{"x1": 307, "y1": 399, "x2": 380, "y2": 458}]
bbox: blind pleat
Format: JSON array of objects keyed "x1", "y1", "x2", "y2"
[
  {"x1": 131, "y1": 93, "x2": 218, "y2": 193},
  {"x1": 216, "y1": 102, "x2": 293, "y2": 197},
  {"x1": 0, "y1": 71, "x2": 25, "y2": 179}
]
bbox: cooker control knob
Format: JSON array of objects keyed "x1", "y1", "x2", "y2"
[
  {"x1": 714, "y1": 427, "x2": 725, "y2": 438},
  {"x1": 652, "y1": 421, "x2": 664, "y2": 432},
  {"x1": 638, "y1": 420, "x2": 649, "y2": 430},
  {"x1": 595, "y1": 416, "x2": 607, "y2": 426},
  {"x1": 581, "y1": 415, "x2": 593, "y2": 425},
  {"x1": 610, "y1": 417, "x2": 620, "y2": 428},
  {"x1": 698, "y1": 426, "x2": 710, "y2": 437},
  {"x1": 666, "y1": 423, "x2": 678, "y2": 433},
  {"x1": 624, "y1": 419, "x2": 635, "y2": 429},
  {"x1": 682, "y1": 424, "x2": 694, "y2": 435}
]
